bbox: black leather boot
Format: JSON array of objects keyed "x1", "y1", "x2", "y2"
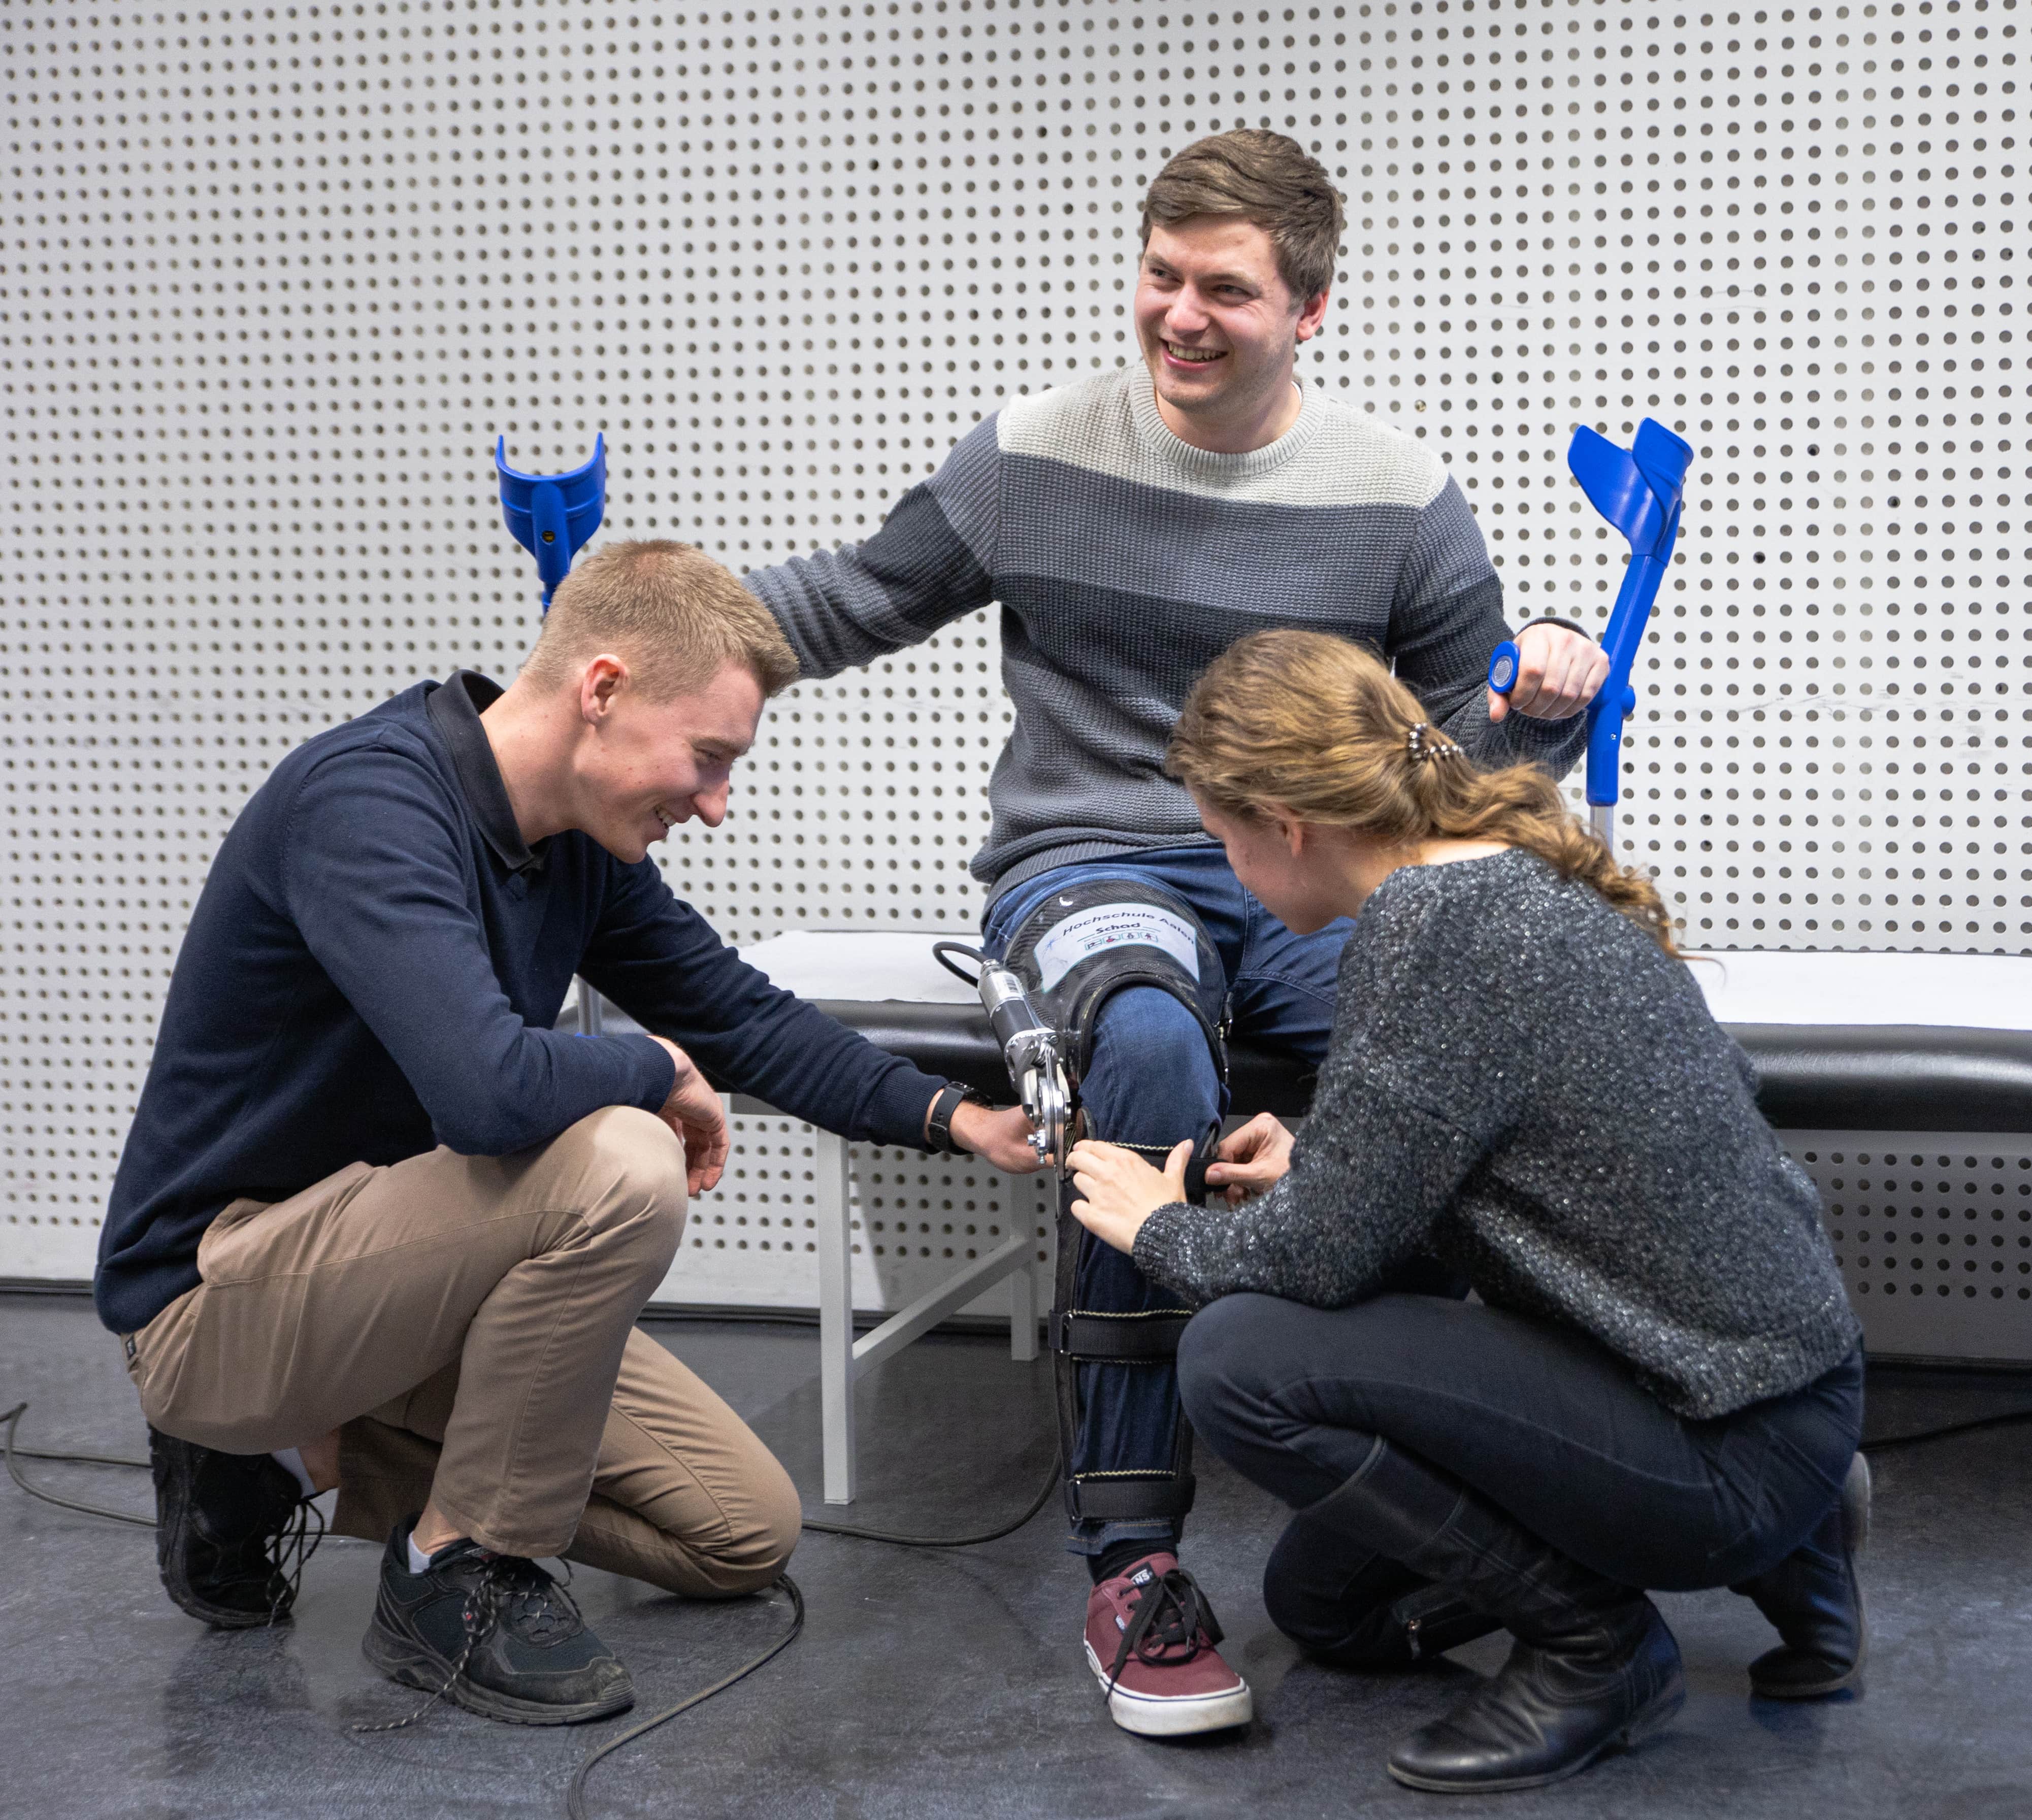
[
  {"x1": 1278, "y1": 1579, "x2": 1500, "y2": 1671},
  {"x1": 1389, "y1": 1582, "x2": 1504, "y2": 1665},
  {"x1": 1731, "y1": 1450, "x2": 1870, "y2": 1699},
  {"x1": 1300, "y1": 1438, "x2": 1684, "y2": 1794},
  {"x1": 1262, "y1": 1513, "x2": 1500, "y2": 1669}
]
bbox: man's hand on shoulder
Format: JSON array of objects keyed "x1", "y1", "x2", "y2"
[
  {"x1": 1487, "y1": 621, "x2": 1611, "y2": 724},
  {"x1": 648, "y1": 1036, "x2": 730, "y2": 1195}
]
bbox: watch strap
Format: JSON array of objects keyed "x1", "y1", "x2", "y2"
[
  {"x1": 1515, "y1": 613, "x2": 1590, "y2": 639},
  {"x1": 926, "y1": 1082, "x2": 973, "y2": 1156}
]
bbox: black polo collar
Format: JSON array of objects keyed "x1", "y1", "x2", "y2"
[{"x1": 425, "y1": 671, "x2": 546, "y2": 877}]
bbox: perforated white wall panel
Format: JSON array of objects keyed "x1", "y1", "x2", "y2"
[
  {"x1": 5, "y1": 2, "x2": 2027, "y2": 1331},
  {"x1": 1790, "y1": 1131, "x2": 2032, "y2": 1360},
  {"x1": 681, "y1": 1113, "x2": 1056, "y2": 1316}
]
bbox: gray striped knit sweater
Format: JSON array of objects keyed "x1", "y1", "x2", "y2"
[{"x1": 746, "y1": 366, "x2": 1587, "y2": 896}]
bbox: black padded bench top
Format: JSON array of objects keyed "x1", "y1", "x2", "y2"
[
  {"x1": 810, "y1": 1001, "x2": 2032, "y2": 1136},
  {"x1": 1727, "y1": 1024, "x2": 2032, "y2": 1135}
]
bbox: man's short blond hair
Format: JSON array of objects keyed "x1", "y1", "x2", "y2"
[{"x1": 522, "y1": 540, "x2": 800, "y2": 700}]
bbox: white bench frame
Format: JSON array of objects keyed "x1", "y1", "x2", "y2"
[{"x1": 729, "y1": 1093, "x2": 1038, "y2": 1505}]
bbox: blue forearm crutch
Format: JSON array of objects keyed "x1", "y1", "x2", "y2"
[
  {"x1": 1488, "y1": 418, "x2": 1693, "y2": 848},
  {"x1": 494, "y1": 434, "x2": 609, "y2": 612},
  {"x1": 493, "y1": 432, "x2": 611, "y2": 1032}
]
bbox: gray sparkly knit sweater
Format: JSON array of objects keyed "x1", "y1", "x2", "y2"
[
  {"x1": 1132, "y1": 849, "x2": 1863, "y2": 1420},
  {"x1": 745, "y1": 367, "x2": 1585, "y2": 897}
]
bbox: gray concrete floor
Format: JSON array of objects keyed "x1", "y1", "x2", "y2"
[{"x1": 4, "y1": 1290, "x2": 2031, "y2": 1820}]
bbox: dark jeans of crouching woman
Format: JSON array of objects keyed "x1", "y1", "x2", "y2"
[{"x1": 1175, "y1": 1291, "x2": 1865, "y2": 1663}]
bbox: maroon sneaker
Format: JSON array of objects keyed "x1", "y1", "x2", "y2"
[{"x1": 1084, "y1": 1552, "x2": 1253, "y2": 1737}]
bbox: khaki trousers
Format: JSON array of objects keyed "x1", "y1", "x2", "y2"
[{"x1": 127, "y1": 1105, "x2": 801, "y2": 1598}]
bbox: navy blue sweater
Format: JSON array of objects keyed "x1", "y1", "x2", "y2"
[{"x1": 95, "y1": 674, "x2": 946, "y2": 1335}]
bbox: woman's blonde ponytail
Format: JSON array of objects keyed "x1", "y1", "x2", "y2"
[{"x1": 1167, "y1": 630, "x2": 1679, "y2": 952}]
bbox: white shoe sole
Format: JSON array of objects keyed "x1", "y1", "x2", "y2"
[{"x1": 1085, "y1": 1640, "x2": 1254, "y2": 1737}]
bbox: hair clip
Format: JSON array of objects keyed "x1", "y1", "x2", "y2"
[{"x1": 1404, "y1": 722, "x2": 1461, "y2": 765}]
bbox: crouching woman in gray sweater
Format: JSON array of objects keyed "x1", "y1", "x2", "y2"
[{"x1": 1067, "y1": 628, "x2": 1866, "y2": 1796}]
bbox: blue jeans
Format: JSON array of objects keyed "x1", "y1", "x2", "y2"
[{"x1": 981, "y1": 845, "x2": 1353, "y2": 1559}]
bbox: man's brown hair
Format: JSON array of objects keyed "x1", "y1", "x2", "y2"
[
  {"x1": 522, "y1": 539, "x2": 799, "y2": 700},
  {"x1": 1140, "y1": 129, "x2": 1347, "y2": 306}
]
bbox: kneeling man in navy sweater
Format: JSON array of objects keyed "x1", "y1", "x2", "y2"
[{"x1": 95, "y1": 539, "x2": 1039, "y2": 1725}]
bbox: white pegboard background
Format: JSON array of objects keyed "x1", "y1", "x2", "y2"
[
  {"x1": 1794, "y1": 1131, "x2": 2032, "y2": 1359},
  {"x1": 673, "y1": 1113, "x2": 1057, "y2": 1314},
  {"x1": 4, "y1": 0, "x2": 2029, "y2": 1305}
]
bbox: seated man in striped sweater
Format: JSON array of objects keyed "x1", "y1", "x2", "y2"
[{"x1": 740, "y1": 129, "x2": 1609, "y2": 1737}]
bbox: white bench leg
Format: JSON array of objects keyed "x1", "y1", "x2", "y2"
[
  {"x1": 1009, "y1": 1179, "x2": 1042, "y2": 1362},
  {"x1": 1008, "y1": 1258, "x2": 1038, "y2": 1362},
  {"x1": 816, "y1": 1128, "x2": 857, "y2": 1505}
]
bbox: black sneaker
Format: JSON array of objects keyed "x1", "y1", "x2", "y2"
[
  {"x1": 363, "y1": 1522, "x2": 635, "y2": 1726},
  {"x1": 149, "y1": 1425, "x2": 317, "y2": 1629}
]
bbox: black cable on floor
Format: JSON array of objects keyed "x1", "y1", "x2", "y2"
[
  {"x1": 22, "y1": 1360, "x2": 2032, "y2": 1818},
  {"x1": 2, "y1": 1397, "x2": 1061, "y2": 1817},
  {"x1": 2, "y1": 1401, "x2": 155, "y2": 1528},
  {"x1": 799, "y1": 1444, "x2": 1061, "y2": 1547},
  {"x1": 555, "y1": 1452, "x2": 1062, "y2": 1813},
  {"x1": 564, "y1": 1573, "x2": 804, "y2": 1820}
]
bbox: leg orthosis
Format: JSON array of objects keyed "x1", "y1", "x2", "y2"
[{"x1": 998, "y1": 879, "x2": 1230, "y2": 1529}]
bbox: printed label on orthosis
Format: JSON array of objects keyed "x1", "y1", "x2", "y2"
[{"x1": 1033, "y1": 904, "x2": 1201, "y2": 994}]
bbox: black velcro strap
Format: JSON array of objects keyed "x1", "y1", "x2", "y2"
[
  {"x1": 1113, "y1": 1130, "x2": 1221, "y2": 1206},
  {"x1": 1065, "y1": 1472, "x2": 1199, "y2": 1524},
  {"x1": 1050, "y1": 1308, "x2": 1191, "y2": 1363}
]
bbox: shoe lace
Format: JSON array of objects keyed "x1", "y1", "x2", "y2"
[
  {"x1": 255, "y1": 1494, "x2": 327, "y2": 1627},
  {"x1": 351, "y1": 1550, "x2": 584, "y2": 1735},
  {"x1": 483, "y1": 1551, "x2": 588, "y2": 1646},
  {"x1": 1101, "y1": 1564, "x2": 1226, "y2": 1704}
]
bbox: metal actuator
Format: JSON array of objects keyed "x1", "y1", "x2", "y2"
[{"x1": 934, "y1": 943, "x2": 1069, "y2": 1170}]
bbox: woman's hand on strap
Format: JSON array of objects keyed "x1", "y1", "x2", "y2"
[
  {"x1": 648, "y1": 1036, "x2": 730, "y2": 1195},
  {"x1": 1203, "y1": 1112, "x2": 1296, "y2": 1207},
  {"x1": 1067, "y1": 1138, "x2": 1193, "y2": 1256}
]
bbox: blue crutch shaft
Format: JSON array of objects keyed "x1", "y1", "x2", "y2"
[
  {"x1": 1579, "y1": 418, "x2": 1690, "y2": 807},
  {"x1": 1584, "y1": 548, "x2": 1667, "y2": 805},
  {"x1": 1485, "y1": 419, "x2": 1692, "y2": 810}
]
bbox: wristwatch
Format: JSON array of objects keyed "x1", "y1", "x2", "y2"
[
  {"x1": 926, "y1": 1082, "x2": 982, "y2": 1157},
  {"x1": 1517, "y1": 613, "x2": 1591, "y2": 638}
]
